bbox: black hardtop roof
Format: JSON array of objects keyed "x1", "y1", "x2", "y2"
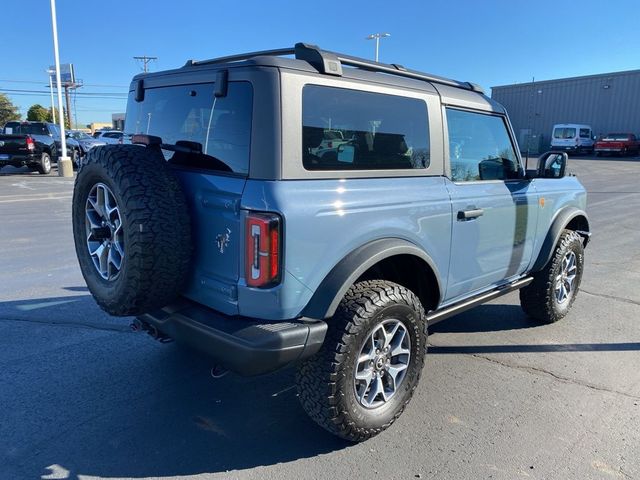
[{"x1": 131, "y1": 42, "x2": 485, "y2": 96}]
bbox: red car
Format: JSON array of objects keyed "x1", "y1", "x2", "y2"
[{"x1": 594, "y1": 133, "x2": 639, "y2": 156}]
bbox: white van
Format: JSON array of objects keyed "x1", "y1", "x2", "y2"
[{"x1": 550, "y1": 124, "x2": 595, "y2": 154}]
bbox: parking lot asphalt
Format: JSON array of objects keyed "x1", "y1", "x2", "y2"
[{"x1": 1, "y1": 157, "x2": 639, "y2": 480}]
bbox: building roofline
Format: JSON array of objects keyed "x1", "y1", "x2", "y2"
[{"x1": 492, "y1": 68, "x2": 640, "y2": 90}]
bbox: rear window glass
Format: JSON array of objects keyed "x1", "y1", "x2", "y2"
[
  {"x1": 554, "y1": 128, "x2": 576, "y2": 139},
  {"x1": 125, "y1": 82, "x2": 253, "y2": 175},
  {"x1": 12, "y1": 123, "x2": 49, "y2": 135},
  {"x1": 603, "y1": 134, "x2": 631, "y2": 141},
  {"x1": 302, "y1": 85, "x2": 430, "y2": 171}
]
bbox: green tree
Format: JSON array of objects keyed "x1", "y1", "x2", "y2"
[
  {"x1": 0, "y1": 93, "x2": 21, "y2": 125},
  {"x1": 27, "y1": 104, "x2": 52, "y2": 122}
]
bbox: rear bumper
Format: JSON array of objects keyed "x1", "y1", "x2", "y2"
[
  {"x1": 137, "y1": 298, "x2": 327, "y2": 376},
  {"x1": 0, "y1": 153, "x2": 39, "y2": 166},
  {"x1": 551, "y1": 145, "x2": 595, "y2": 152},
  {"x1": 595, "y1": 147, "x2": 625, "y2": 152},
  {"x1": 551, "y1": 145, "x2": 579, "y2": 152}
]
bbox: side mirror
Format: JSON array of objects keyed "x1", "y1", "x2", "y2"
[{"x1": 536, "y1": 151, "x2": 567, "y2": 178}]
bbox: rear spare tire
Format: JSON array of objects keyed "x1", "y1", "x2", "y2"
[{"x1": 72, "y1": 145, "x2": 192, "y2": 316}]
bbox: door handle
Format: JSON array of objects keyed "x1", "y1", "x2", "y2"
[{"x1": 457, "y1": 208, "x2": 484, "y2": 221}]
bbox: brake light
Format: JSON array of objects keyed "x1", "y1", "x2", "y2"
[
  {"x1": 26, "y1": 136, "x2": 35, "y2": 151},
  {"x1": 245, "y1": 212, "x2": 281, "y2": 288}
]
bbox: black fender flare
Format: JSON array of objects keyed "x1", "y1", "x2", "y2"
[
  {"x1": 531, "y1": 207, "x2": 590, "y2": 272},
  {"x1": 301, "y1": 238, "x2": 442, "y2": 320}
]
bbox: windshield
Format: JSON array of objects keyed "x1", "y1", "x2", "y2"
[
  {"x1": 602, "y1": 134, "x2": 631, "y2": 141},
  {"x1": 70, "y1": 131, "x2": 91, "y2": 140},
  {"x1": 554, "y1": 128, "x2": 576, "y2": 139}
]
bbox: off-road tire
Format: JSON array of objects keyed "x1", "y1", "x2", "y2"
[
  {"x1": 37, "y1": 152, "x2": 51, "y2": 174},
  {"x1": 520, "y1": 229, "x2": 584, "y2": 323},
  {"x1": 72, "y1": 145, "x2": 192, "y2": 316},
  {"x1": 296, "y1": 280, "x2": 428, "y2": 442}
]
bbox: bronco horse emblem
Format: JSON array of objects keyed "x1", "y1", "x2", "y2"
[{"x1": 216, "y1": 228, "x2": 231, "y2": 254}]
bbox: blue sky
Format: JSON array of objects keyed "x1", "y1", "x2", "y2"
[{"x1": 2, "y1": 0, "x2": 639, "y2": 126}]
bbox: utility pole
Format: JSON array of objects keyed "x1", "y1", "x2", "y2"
[
  {"x1": 366, "y1": 33, "x2": 390, "y2": 62},
  {"x1": 64, "y1": 85, "x2": 72, "y2": 128},
  {"x1": 134, "y1": 55, "x2": 158, "y2": 73},
  {"x1": 46, "y1": 69, "x2": 55, "y2": 121}
]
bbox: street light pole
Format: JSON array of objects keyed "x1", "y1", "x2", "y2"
[
  {"x1": 366, "y1": 33, "x2": 391, "y2": 62},
  {"x1": 49, "y1": 0, "x2": 73, "y2": 177}
]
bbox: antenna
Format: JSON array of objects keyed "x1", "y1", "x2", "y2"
[{"x1": 133, "y1": 55, "x2": 158, "y2": 73}]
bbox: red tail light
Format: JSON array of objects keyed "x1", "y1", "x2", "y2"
[
  {"x1": 26, "y1": 136, "x2": 35, "y2": 151},
  {"x1": 245, "y1": 212, "x2": 281, "y2": 288}
]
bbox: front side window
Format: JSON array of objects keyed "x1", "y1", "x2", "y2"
[
  {"x1": 302, "y1": 85, "x2": 430, "y2": 171},
  {"x1": 125, "y1": 81, "x2": 253, "y2": 175},
  {"x1": 48, "y1": 124, "x2": 60, "y2": 137},
  {"x1": 579, "y1": 128, "x2": 591, "y2": 138},
  {"x1": 446, "y1": 108, "x2": 519, "y2": 182}
]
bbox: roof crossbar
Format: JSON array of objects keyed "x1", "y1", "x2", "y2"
[{"x1": 184, "y1": 43, "x2": 483, "y2": 94}]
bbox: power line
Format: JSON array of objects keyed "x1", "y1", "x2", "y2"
[
  {"x1": 0, "y1": 78, "x2": 128, "y2": 88},
  {"x1": 0, "y1": 88, "x2": 127, "y2": 98},
  {"x1": 1, "y1": 92, "x2": 127, "y2": 101}
]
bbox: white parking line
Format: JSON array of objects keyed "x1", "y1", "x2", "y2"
[{"x1": 0, "y1": 194, "x2": 72, "y2": 204}]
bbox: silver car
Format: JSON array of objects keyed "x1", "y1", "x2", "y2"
[
  {"x1": 93, "y1": 130, "x2": 124, "y2": 145},
  {"x1": 68, "y1": 130, "x2": 106, "y2": 156}
]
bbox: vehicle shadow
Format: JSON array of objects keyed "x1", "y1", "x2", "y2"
[
  {"x1": 428, "y1": 342, "x2": 640, "y2": 354},
  {"x1": 1, "y1": 294, "x2": 348, "y2": 479},
  {"x1": 572, "y1": 155, "x2": 640, "y2": 162},
  {"x1": 430, "y1": 303, "x2": 538, "y2": 333},
  {"x1": 0, "y1": 165, "x2": 63, "y2": 176}
]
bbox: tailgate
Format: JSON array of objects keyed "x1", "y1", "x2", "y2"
[
  {"x1": 173, "y1": 170, "x2": 246, "y2": 316},
  {"x1": 0, "y1": 135, "x2": 28, "y2": 155},
  {"x1": 596, "y1": 141, "x2": 624, "y2": 149}
]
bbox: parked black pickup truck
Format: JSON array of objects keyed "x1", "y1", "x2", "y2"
[{"x1": 0, "y1": 121, "x2": 80, "y2": 173}]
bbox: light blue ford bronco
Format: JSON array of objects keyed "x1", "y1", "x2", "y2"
[{"x1": 72, "y1": 43, "x2": 590, "y2": 442}]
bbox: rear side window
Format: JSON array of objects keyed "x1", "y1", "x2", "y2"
[
  {"x1": 125, "y1": 81, "x2": 253, "y2": 175},
  {"x1": 302, "y1": 85, "x2": 430, "y2": 170},
  {"x1": 446, "y1": 108, "x2": 519, "y2": 182}
]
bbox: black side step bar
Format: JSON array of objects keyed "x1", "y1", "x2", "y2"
[{"x1": 427, "y1": 277, "x2": 533, "y2": 325}]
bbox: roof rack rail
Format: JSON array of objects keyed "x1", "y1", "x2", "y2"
[
  {"x1": 184, "y1": 48, "x2": 295, "y2": 68},
  {"x1": 184, "y1": 43, "x2": 484, "y2": 94}
]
